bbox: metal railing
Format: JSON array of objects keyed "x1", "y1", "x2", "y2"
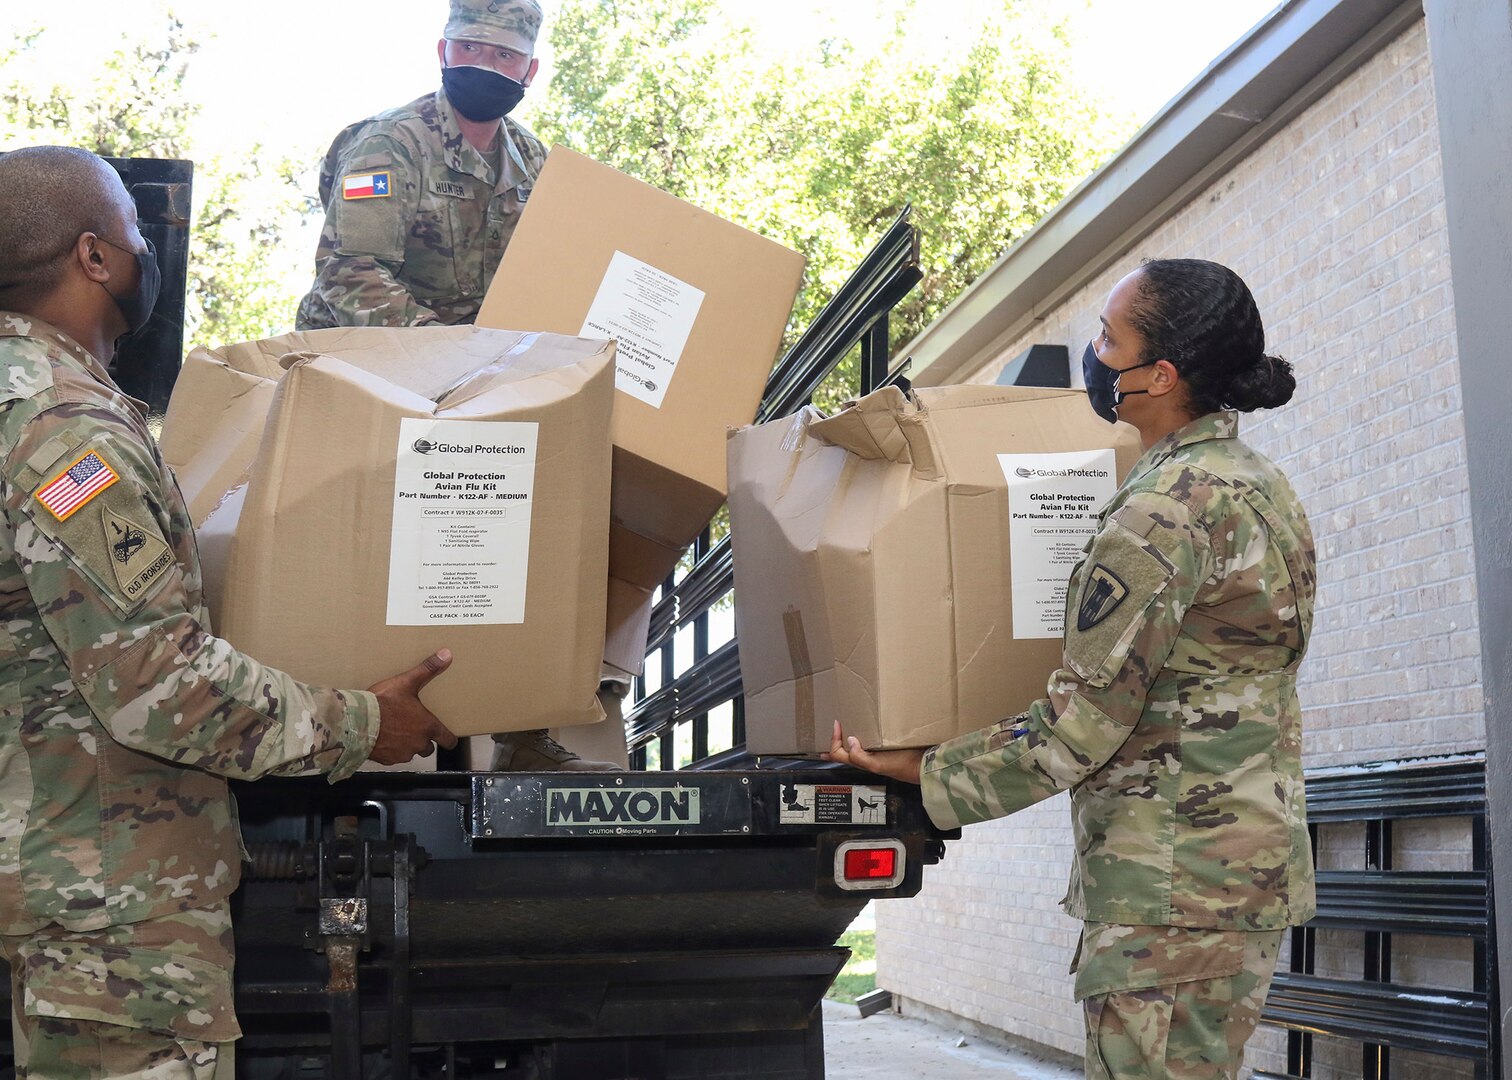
[
  {"x1": 1256, "y1": 754, "x2": 1500, "y2": 1080},
  {"x1": 626, "y1": 209, "x2": 921, "y2": 771}
]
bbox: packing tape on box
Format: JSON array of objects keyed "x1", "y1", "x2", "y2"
[
  {"x1": 433, "y1": 332, "x2": 541, "y2": 407},
  {"x1": 778, "y1": 408, "x2": 823, "y2": 498},
  {"x1": 780, "y1": 407, "x2": 821, "y2": 452},
  {"x1": 782, "y1": 605, "x2": 816, "y2": 752}
]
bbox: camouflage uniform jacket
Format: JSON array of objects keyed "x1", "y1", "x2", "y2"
[
  {"x1": 0, "y1": 314, "x2": 381, "y2": 938},
  {"x1": 922, "y1": 411, "x2": 1317, "y2": 930},
  {"x1": 295, "y1": 89, "x2": 547, "y2": 330}
]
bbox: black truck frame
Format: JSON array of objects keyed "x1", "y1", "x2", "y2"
[{"x1": 231, "y1": 768, "x2": 945, "y2": 1079}]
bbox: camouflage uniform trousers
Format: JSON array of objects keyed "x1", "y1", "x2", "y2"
[
  {"x1": 1074, "y1": 923, "x2": 1283, "y2": 1080},
  {"x1": 1, "y1": 902, "x2": 237, "y2": 1080}
]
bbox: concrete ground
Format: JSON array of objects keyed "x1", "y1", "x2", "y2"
[{"x1": 822, "y1": 999, "x2": 1083, "y2": 1080}]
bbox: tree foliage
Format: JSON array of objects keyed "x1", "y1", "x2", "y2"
[
  {"x1": 0, "y1": 17, "x2": 315, "y2": 350},
  {"x1": 533, "y1": 0, "x2": 1131, "y2": 407},
  {"x1": 2, "y1": 3, "x2": 1131, "y2": 390}
]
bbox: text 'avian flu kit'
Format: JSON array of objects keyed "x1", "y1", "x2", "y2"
[
  {"x1": 728, "y1": 384, "x2": 1143, "y2": 754},
  {"x1": 159, "y1": 326, "x2": 614, "y2": 736},
  {"x1": 476, "y1": 147, "x2": 806, "y2": 675}
]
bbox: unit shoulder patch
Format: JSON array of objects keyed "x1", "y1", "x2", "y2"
[
  {"x1": 342, "y1": 171, "x2": 392, "y2": 200},
  {"x1": 34, "y1": 449, "x2": 119, "y2": 521},
  {"x1": 102, "y1": 504, "x2": 173, "y2": 606},
  {"x1": 27, "y1": 471, "x2": 180, "y2": 617},
  {"x1": 1076, "y1": 563, "x2": 1129, "y2": 631}
]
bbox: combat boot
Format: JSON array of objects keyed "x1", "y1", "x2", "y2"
[{"x1": 490, "y1": 729, "x2": 622, "y2": 772}]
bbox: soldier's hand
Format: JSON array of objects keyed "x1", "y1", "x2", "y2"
[
  {"x1": 823, "y1": 719, "x2": 925, "y2": 785},
  {"x1": 367, "y1": 649, "x2": 459, "y2": 765}
]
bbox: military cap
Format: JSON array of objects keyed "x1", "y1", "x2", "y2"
[{"x1": 444, "y1": 0, "x2": 543, "y2": 55}]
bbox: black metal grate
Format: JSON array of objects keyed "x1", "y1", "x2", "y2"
[
  {"x1": 626, "y1": 209, "x2": 921, "y2": 770},
  {"x1": 1260, "y1": 753, "x2": 1499, "y2": 1080}
]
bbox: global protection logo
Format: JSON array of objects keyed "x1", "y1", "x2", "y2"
[
  {"x1": 1014, "y1": 465, "x2": 1111, "y2": 479},
  {"x1": 409, "y1": 437, "x2": 528, "y2": 456}
]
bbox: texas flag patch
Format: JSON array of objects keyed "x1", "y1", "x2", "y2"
[{"x1": 343, "y1": 171, "x2": 391, "y2": 200}]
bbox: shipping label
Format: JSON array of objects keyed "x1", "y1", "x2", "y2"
[
  {"x1": 999, "y1": 449, "x2": 1119, "y2": 639},
  {"x1": 387, "y1": 418, "x2": 539, "y2": 625},
  {"x1": 580, "y1": 250, "x2": 705, "y2": 409},
  {"x1": 778, "y1": 783, "x2": 888, "y2": 826}
]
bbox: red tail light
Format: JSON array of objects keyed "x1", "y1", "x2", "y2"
[
  {"x1": 844, "y1": 847, "x2": 897, "y2": 881},
  {"x1": 833, "y1": 839, "x2": 905, "y2": 890}
]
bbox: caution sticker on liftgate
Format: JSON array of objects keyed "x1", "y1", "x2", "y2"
[{"x1": 778, "y1": 783, "x2": 887, "y2": 826}]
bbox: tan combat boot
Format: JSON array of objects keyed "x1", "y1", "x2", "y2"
[{"x1": 489, "y1": 729, "x2": 622, "y2": 772}]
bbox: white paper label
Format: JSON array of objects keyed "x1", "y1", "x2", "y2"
[
  {"x1": 999, "y1": 449, "x2": 1119, "y2": 639},
  {"x1": 580, "y1": 250, "x2": 705, "y2": 409},
  {"x1": 387, "y1": 418, "x2": 539, "y2": 626},
  {"x1": 777, "y1": 783, "x2": 888, "y2": 826}
]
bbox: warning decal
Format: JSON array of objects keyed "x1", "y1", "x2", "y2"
[{"x1": 778, "y1": 783, "x2": 887, "y2": 826}]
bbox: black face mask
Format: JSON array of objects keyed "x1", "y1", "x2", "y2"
[
  {"x1": 442, "y1": 65, "x2": 527, "y2": 121},
  {"x1": 98, "y1": 236, "x2": 161, "y2": 337},
  {"x1": 1082, "y1": 340, "x2": 1156, "y2": 424}
]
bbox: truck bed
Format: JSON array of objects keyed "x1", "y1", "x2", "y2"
[{"x1": 222, "y1": 766, "x2": 953, "y2": 1079}]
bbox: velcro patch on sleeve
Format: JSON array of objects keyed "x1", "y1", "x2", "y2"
[
  {"x1": 34, "y1": 450, "x2": 119, "y2": 520},
  {"x1": 1076, "y1": 564, "x2": 1129, "y2": 631},
  {"x1": 102, "y1": 505, "x2": 173, "y2": 606},
  {"x1": 22, "y1": 432, "x2": 84, "y2": 481},
  {"x1": 342, "y1": 171, "x2": 392, "y2": 200},
  {"x1": 1064, "y1": 518, "x2": 1178, "y2": 690},
  {"x1": 26, "y1": 471, "x2": 181, "y2": 617}
]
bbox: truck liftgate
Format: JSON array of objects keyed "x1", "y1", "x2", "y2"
[{"x1": 226, "y1": 768, "x2": 948, "y2": 1079}]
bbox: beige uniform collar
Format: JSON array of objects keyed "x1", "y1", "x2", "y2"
[
  {"x1": 0, "y1": 311, "x2": 149, "y2": 414},
  {"x1": 433, "y1": 89, "x2": 533, "y2": 194},
  {"x1": 1126, "y1": 409, "x2": 1240, "y2": 486}
]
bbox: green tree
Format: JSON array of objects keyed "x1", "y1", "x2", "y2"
[
  {"x1": 3, "y1": 3, "x2": 1132, "y2": 391},
  {"x1": 0, "y1": 16, "x2": 316, "y2": 351},
  {"x1": 531, "y1": 0, "x2": 1132, "y2": 409}
]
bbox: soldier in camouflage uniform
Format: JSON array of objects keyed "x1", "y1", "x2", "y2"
[
  {"x1": 294, "y1": 0, "x2": 549, "y2": 330},
  {"x1": 293, "y1": 0, "x2": 616, "y2": 772},
  {"x1": 831, "y1": 259, "x2": 1316, "y2": 1080},
  {"x1": 0, "y1": 146, "x2": 458, "y2": 1078}
]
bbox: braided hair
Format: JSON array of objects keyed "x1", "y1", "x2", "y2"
[{"x1": 1126, "y1": 258, "x2": 1295, "y2": 416}]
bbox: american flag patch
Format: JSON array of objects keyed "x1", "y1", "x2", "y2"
[{"x1": 35, "y1": 450, "x2": 119, "y2": 521}]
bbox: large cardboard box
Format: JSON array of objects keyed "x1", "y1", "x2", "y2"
[
  {"x1": 477, "y1": 147, "x2": 806, "y2": 673},
  {"x1": 728, "y1": 385, "x2": 1143, "y2": 754},
  {"x1": 160, "y1": 326, "x2": 615, "y2": 736}
]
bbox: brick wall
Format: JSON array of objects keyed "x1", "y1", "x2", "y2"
[{"x1": 878, "y1": 19, "x2": 1484, "y2": 1075}]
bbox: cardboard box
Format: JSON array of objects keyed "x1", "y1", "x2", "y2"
[
  {"x1": 477, "y1": 147, "x2": 805, "y2": 672},
  {"x1": 158, "y1": 346, "x2": 283, "y2": 525},
  {"x1": 728, "y1": 385, "x2": 1143, "y2": 754},
  {"x1": 160, "y1": 326, "x2": 615, "y2": 737}
]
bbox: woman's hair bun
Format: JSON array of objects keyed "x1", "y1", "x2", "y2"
[{"x1": 1225, "y1": 353, "x2": 1295, "y2": 412}]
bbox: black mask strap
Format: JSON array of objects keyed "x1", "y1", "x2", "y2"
[{"x1": 1111, "y1": 359, "x2": 1159, "y2": 405}]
